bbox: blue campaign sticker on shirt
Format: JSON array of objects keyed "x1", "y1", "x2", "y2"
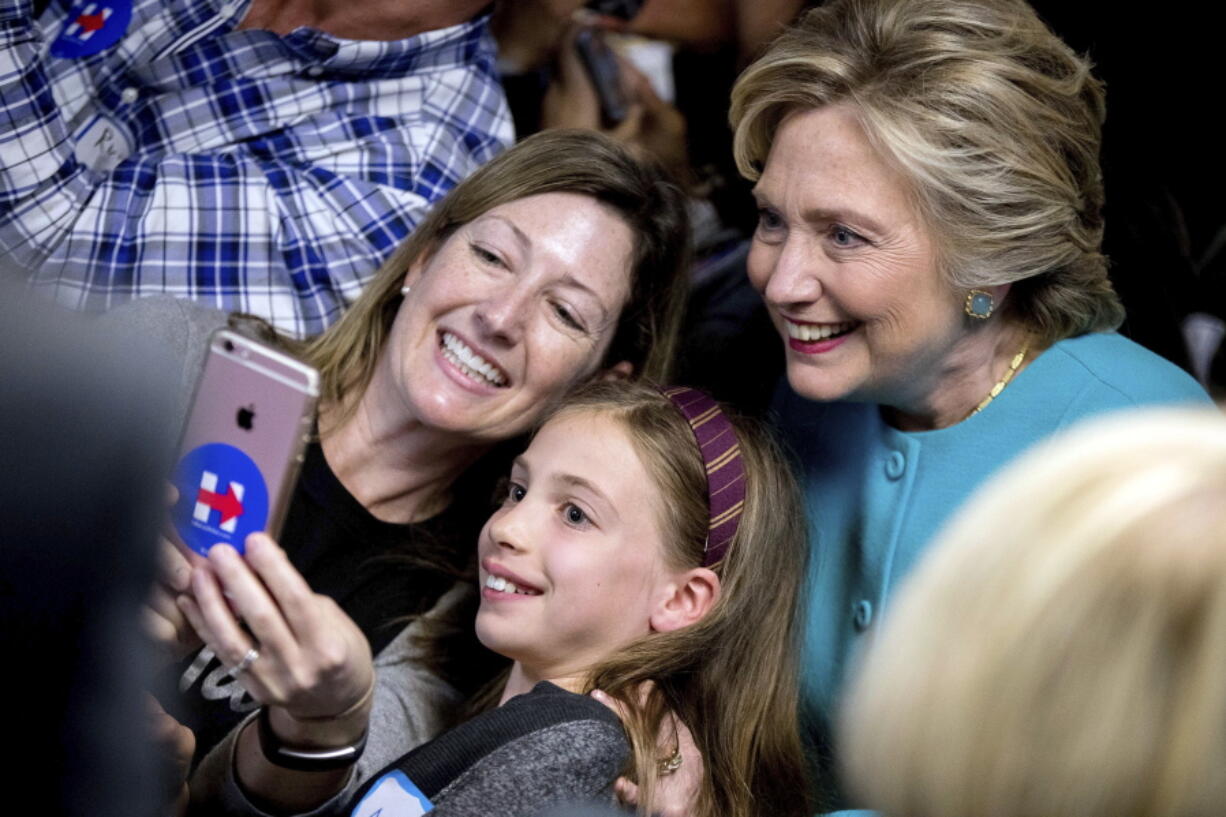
[
  {"x1": 351, "y1": 770, "x2": 434, "y2": 817},
  {"x1": 171, "y1": 443, "x2": 269, "y2": 557},
  {"x1": 50, "y1": 0, "x2": 133, "y2": 59}
]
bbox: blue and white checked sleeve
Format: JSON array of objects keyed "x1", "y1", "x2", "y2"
[{"x1": 0, "y1": 0, "x2": 512, "y2": 337}]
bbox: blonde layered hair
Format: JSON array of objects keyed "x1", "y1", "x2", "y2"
[
  {"x1": 841, "y1": 407, "x2": 1226, "y2": 817},
  {"x1": 284, "y1": 130, "x2": 690, "y2": 426},
  {"x1": 553, "y1": 381, "x2": 810, "y2": 817},
  {"x1": 730, "y1": 0, "x2": 1124, "y2": 346}
]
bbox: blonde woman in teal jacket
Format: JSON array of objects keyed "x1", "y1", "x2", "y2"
[{"x1": 727, "y1": 0, "x2": 1211, "y2": 812}]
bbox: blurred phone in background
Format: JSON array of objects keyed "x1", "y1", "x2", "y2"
[
  {"x1": 576, "y1": 0, "x2": 675, "y2": 115},
  {"x1": 574, "y1": 28, "x2": 628, "y2": 127}
]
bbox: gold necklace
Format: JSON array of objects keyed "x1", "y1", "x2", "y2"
[{"x1": 968, "y1": 342, "x2": 1029, "y2": 417}]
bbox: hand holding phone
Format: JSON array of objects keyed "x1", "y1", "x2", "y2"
[
  {"x1": 177, "y1": 533, "x2": 374, "y2": 740},
  {"x1": 143, "y1": 513, "x2": 206, "y2": 660}
]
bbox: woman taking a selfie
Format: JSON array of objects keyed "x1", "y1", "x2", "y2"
[{"x1": 120, "y1": 129, "x2": 690, "y2": 805}]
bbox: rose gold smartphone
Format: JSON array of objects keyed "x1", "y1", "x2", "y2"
[{"x1": 168, "y1": 329, "x2": 319, "y2": 557}]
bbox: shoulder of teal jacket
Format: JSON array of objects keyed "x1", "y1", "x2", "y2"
[{"x1": 1048, "y1": 332, "x2": 1210, "y2": 406}]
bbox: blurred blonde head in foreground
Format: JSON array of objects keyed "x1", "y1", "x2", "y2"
[{"x1": 841, "y1": 407, "x2": 1226, "y2": 817}]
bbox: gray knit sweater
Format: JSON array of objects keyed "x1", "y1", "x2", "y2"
[{"x1": 351, "y1": 681, "x2": 629, "y2": 817}]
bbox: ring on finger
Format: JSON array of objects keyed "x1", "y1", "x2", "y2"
[
  {"x1": 657, "y1": 746, "x2": 683, "y2": 775},
  {"x1": 229, "y1": 647, "x2": 260, "y2": 676}
]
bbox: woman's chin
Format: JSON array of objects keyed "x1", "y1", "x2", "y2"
[{"x1": 785, "y1": 366, "x2": 856, "y2": 404}]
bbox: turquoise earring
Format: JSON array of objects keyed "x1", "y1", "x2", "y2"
[{"x1": 964, "y1": 289, "x2": 994, "y2": 319}]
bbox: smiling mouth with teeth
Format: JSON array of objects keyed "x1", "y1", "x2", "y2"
[
  {"x1": 440, "y1": 331, "x2": 508, "y2": 387},
  {"x1": 484, "y1": 573, "x2": 542, "y2": 596},
  {"x1": 786, "y1": 320, "x2": 859, "y2": 342}
]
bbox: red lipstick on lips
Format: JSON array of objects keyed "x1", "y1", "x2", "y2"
[
  {"x1": 785, "y1": 320, "x2": 858, "y2": 355},
  {"x1": 788, "y1": 333, "x2": 853, "y2": 354}
]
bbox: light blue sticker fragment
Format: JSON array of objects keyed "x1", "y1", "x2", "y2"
[{"x1": 352, "y1": 770, "x2": 434, "y2": 817}]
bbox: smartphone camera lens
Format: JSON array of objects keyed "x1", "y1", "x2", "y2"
[{"x1": 223, "y1": 339, "x2": 235, "y2": 353}]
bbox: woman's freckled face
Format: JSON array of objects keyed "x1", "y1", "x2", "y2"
[
  {"x1": 473, "y1": 411, "x2": 677, "y2": 681},
  {"x1": 383, "y1": 192, "x2": 635, "y2": 442},
  {"x1": 747, "y1": 104, "x2": 965, "y2": 410}
]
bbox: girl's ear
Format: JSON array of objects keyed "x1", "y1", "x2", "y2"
[
  {"x1": 649, "y1": 568, "x2": 721, "y2": 633},
  {"x1": 599, "y1": 360, "x2": 634, "y2": 382}
]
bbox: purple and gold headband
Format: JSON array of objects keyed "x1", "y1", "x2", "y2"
[{"x1": 661, "y1": 386, "x2": 746, "y2": 566}]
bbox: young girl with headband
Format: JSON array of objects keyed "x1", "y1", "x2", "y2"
[{"x1": 189, "y1": 381, "x2": 810, "y2": 817}]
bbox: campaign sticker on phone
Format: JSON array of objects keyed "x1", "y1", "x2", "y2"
[{"x1": 172, "y1": 443, "x2": 270, "y2": 556}]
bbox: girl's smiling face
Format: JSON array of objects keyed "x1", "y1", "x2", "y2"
[{"x1": 474, "y1": 410, "x2": 682, "y2": 686}]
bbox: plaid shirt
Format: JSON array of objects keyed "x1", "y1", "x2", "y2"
[{"x1": 0, "y1": 0, "x2": 511, "y2": 336}]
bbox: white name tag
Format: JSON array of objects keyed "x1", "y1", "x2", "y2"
[{"x1": 74, "y1": 114, "x2": 133, "y2": 173}]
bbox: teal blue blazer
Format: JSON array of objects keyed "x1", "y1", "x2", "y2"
[{"x1": 775, "y1": 332, "x2": 1211, "y2": 815}]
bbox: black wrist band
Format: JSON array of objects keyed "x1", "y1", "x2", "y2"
[{"x1": 256, "y1": 706, "x2": 368, "y2": 772}]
